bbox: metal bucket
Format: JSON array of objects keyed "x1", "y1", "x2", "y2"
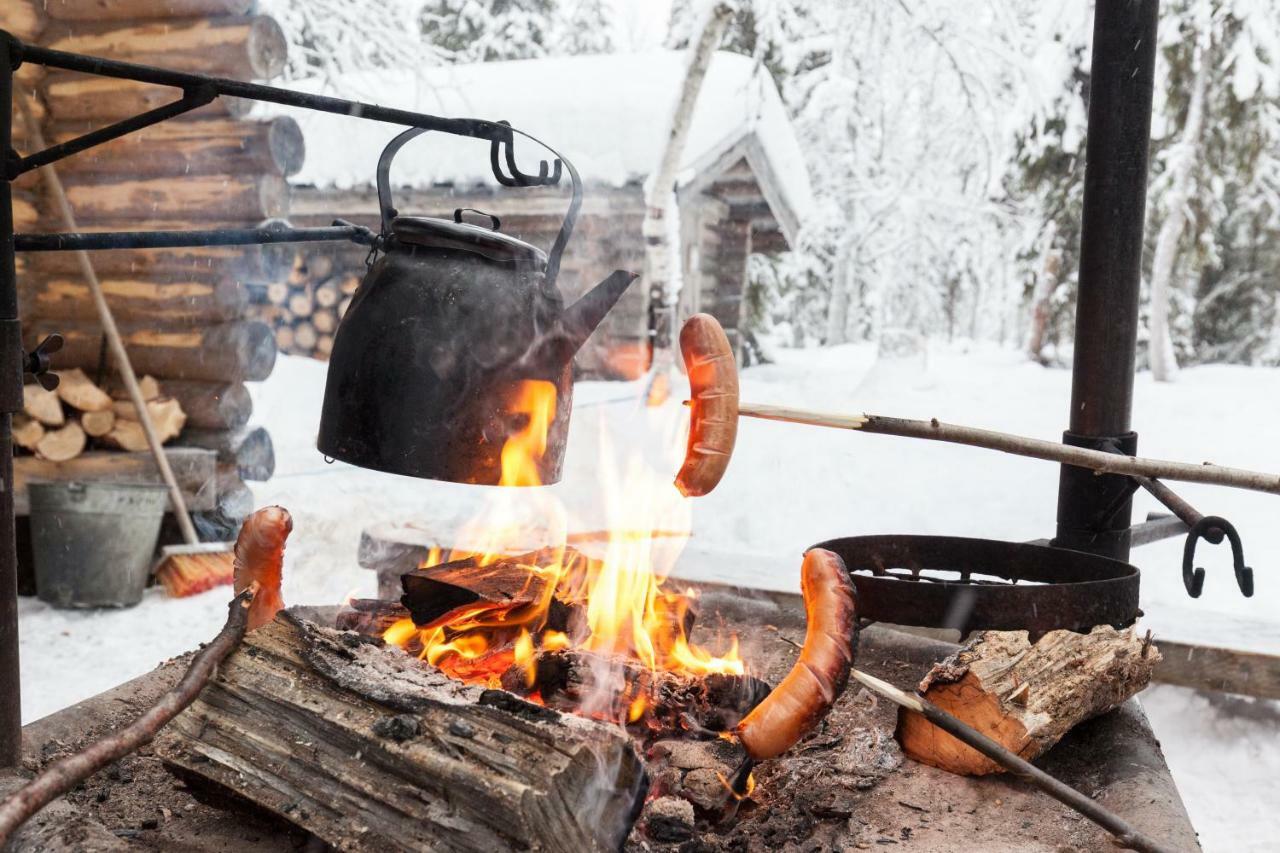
[{"x1": 29, "y1": 482, "x2": 168, "y2": 609}]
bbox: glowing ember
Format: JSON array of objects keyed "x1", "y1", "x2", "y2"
[{"x1": 383, "y1": 378, "x2": 744, "y2": 724}]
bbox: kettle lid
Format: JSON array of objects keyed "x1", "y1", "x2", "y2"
[{"x1": 390, "y1": 208, "x2": 547, "y2": 268}]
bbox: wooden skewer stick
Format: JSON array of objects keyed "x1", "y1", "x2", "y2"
[
  {"x1": 848, "y1": 669, "x2": 1176, "y2": 853},
  {"x1": 0, "y1": 586, "x2": 257, "y2": 846},
  {"x1": 737, "y1": 401, "x2": 1280, "y2": 497}
]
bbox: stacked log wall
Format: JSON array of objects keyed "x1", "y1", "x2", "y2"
[{"x1": 3, "y1": 0, "x2": 290, "y2": 537}]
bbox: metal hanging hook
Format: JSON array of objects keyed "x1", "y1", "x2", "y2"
[{"x1": 1181, "y1": 515, "x2": 1254, "y2": 598}]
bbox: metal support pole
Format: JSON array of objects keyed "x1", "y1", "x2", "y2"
[
  {"x1": 1054, "y1": 0, "x2": 1159, "y2": 561},
  {"x1": 0, "y1": 35, "x2": 23, "y2": 768}
]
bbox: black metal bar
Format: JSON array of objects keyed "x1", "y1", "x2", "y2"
[
  {"x1": 0, "y1": 35, "x2": 23, "y2": 768},
  {"x1": 1129, "y1": 513, "x2": 1190, "y2": 548},
  {"x1": 1054, "y1": 0, "x2": 1159, "y2": 561},
  {"x1": 15, "y1": 224, "x2": 375, "y2": 253},
  {"x1": 9, "y1": 89, "x2": 214, "y2": 177}
]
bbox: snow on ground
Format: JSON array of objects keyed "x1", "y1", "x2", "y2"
[{"x1": 16, "y1": 342, "x2": 1280, "y2": 850}]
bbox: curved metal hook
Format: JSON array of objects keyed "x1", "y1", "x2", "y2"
[
  {"x1": 1182, "y1": 515, "x2": 1254, "y2": 598},
  {"x1": 489, "y1": 120, "x2": 563, "y2": 188}
]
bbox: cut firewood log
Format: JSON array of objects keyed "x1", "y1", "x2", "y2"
[
  {"x1": 44, "y1": 0, "x2": 253, "y2": 21},
  {"x1": 55, "y1": 173, "x2": 289, "y2": 223},
  {"x1": 23, "y1": 384, "x2": 65, "y2": 427},
  {"x1": 311, "y1": 309, "x2": 337, "y2": 335},
  {"x1": 1, "y1": 0, "x2": 45, "y2": 40},
  {"x1": 101, "y1": 419, "x2": 148, "y2": 452},
  {"x1": 313, "y1": 280, "x2": 340, "y2": 308},
  {"x1": 26, "y1": 319, "x2": 277, "y2": 382},
  {"x1": 274, "y1": 324, "x2": 295, "y2": 351},
  {"x1": 174, "y1": 426, "x2": 274, "y2": 481},
  {"x1": 156, "y1": 613, "x2": 647, "y2": 852},
  {"x1": 12, "y1": 191, "x2": 38, "y2": 231},
  {"x1": 52, "y1": 368, "x2": 112, "y2": 413},
  {"x1": 50, "y1": 116, "x2": 305, "y2": 179},
  {"x1": 35, "y1": 422, "x2": 86, "y2": 463},
  {"x1": 897, "y1": 627, "x2": 1159, "y2": 776},
  {"x1": 315, "y1": 334, "x2": 334, "y2": 359},
  {"x1": 43, "y1": 16, "x2": 288, "y2": 79},
  {"x1": 265, "y1": 281, "x2": 290, "y2": 306},
  {"x1": 109, "y1": 397, "x2": 186, "y2": 443},
  {"x1": 12, "y1": 416, "x2": 44, "y2": 452},
  {"x1": 335, "y1": 599, "x2": 413, "y2": 637},
  {"x1": 502, "y1": 648, "x2": 771, "y2": 734},
  {"x1": 292, "y1": 320, "x2": 318, "y2": 351},
  {"x1": 21, "y1": 275, "x2": 250, "y2": 324},
  {"x1": 79, "y1": 409, "x2": 116, "y2": 438},
  {"x1": 43, "y1": 73, "x2": 253, "y2": 122},
  {"x1": 286, "y1": 288, "x2": 313, "y2": 318},
  {"x1": 400, "y1": 547, "x2": 589, "y2": 629},
  {"x1": 113, "y1": 379, "x2": 251, "y2": 431},
  {"x1": 13, "y1": 448, "x2": 216, "y2": 515}
]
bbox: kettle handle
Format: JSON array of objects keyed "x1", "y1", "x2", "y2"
[{"x1": 374, "y1": 124, "x2": 582, "y2": 291}]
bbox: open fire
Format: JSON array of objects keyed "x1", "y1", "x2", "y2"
[{"x1": 381, "y1": 379, "x2": 746, "y2": 728}]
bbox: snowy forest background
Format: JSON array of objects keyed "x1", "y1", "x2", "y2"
[{"x1": 260, "y1": 0, "x2": 1280, "y2": 373}]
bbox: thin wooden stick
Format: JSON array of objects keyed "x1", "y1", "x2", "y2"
[
  {"x1": 15, "y1": 90, "x2": 201, "y2": 546},
  {"x1": 738, "y1": 401, "x2": 1280, "y2": 497},
  {"x1": 0, "y1": 587, "x2": 256, "y2": 846},
  {"x1": 848, "y1": 669, "x2": 1176, "y2": 853}
]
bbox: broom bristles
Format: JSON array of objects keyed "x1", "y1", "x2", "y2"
[{"x1": 157, "y1": 551, "x2": 235, "y2": 598}]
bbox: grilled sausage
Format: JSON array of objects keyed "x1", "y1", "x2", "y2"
[
  {"x1": 737, "y1": 548, "x2": 857, "y2": 760},
  {"x1": 232, "y1": 506, "x2": 293, "y2": 630},
  {"x1": 675, "y1": 314, "x2": 740, "y2": 497}
]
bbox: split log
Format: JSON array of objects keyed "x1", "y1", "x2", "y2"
[
  {"x1": 35, "y1": 422, "x2": 86, "y2": 463},
  {"x1": 79, "y1": 409, "x2": 115, "y2": 438},
  {"x1": 26, "y1": 319, "x2": 277, "y2": 382},
  {"x1": 13, "y1": 448, "x2": 216, "y2": 515},
  {"x1": 897, "y1": 627, "x2": 1159, "y2": 776},
  {"x1": 43, "y1": 73, "x2": 252, "y2": 122},
  {"x1": 504, "y1": 648, "x2": 771, "y2": 734},
  {"x1": 174, "y1": 425, "x2": 274, "y2": 481},
  {"x1": 55, "y1": 173, "x2": 289, "y2": 222},
  {"x1": 0, "y1": 1, "x2": 44, "y2": 41},
  {"x1": 114, "y1": 379, "x2": 252, "y2": 431},
  {"x1": 400, "y1": 547, "x2": 589, "y2": 629},
  {"x1": 50, "y1": 117, "x2": 305, "y2": 179},
  {"x1": 45, "y1": 0, "x2": 253, "y2": 24},
  {"x1": 156, "y1": 613, "x2": 647, "y2": 852},
  {"x1": 21, "y1": 276, "x2": 249, "y2": 325},
  {"x1": 11, "y1": 416, "x2": 44, "y2": 452},
  {"x1": 52, "y1": 368, "x2": 111, "y2": 413},
  {"x1": 43, "y1": 16, "x2": 288, "y2": 79},
  {"x1": 105, "y1": 398, "x2": 186, "y2": 448},
  {"x1": 23, "y1": 383, "x2": 65, "y2": 427},
  {"x1": 103, "y1": 373, "x2": 162, "y2": 403}
]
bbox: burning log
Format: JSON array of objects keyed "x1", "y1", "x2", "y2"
[
  {"x1": 336, "y1": 598, "x2": 413, "y2": 637},
  {"x1": 155, "y1": 613, "x2": 648, "y2": 852},
  {"x1": 43, "y1": 16, "x2": 288, "y2": 79},
  {"x1": 49, "y1": 117, "x2": 305, "y2": 179},
  {"x1": 400, "y1": 547, "x2": 590, "y2": 629},
  {"x1": 897, "y1": 626, "x2": 1160, "y2": 776},
  {"x1": 24, "y1": 319, "x2": 277, "y2": 382}
]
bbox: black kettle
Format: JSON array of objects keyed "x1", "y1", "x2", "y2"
[{"x1": 317, "y1": 127, "x2": 637, "y2": 485}]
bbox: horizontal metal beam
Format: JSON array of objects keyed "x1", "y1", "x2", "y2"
[{"x1": 14, "y1": 224, "x2": 375, "y2": 252}]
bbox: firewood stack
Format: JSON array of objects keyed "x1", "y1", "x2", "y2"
[
  {"x1": 250, "y1": 245, "x2": 361, "y2": 361},
  {"x1": 3, "y1": 0, "x2": 293, "y2": 536}
]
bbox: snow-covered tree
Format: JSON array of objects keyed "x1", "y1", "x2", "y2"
[
  {"x1": 420, "y1": 0, "x2": 555, "y2": 63},
  {"x1": 551, "y1": 0, "x2": 614, "y2": 56}
]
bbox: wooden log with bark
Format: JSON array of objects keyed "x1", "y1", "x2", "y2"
[
  {"x1": 43, "y1": 73, "x2": 253, "y2": 122},
  {"x1": 43, "y1": 0, "x2": 253, "y2": 21},
  {"x1": 26, "y1": 319, "x2": 277, "y2": 382},
  {"x1": 43, "y1": 16, "x2": 287, "y2": 79},
  {"x1": 897, "y1": 627, "x2": 1159, "y2": 775},
  {"x1": 26, "y1": 241, "x2": 284, "y2": 282},
  {"x1": 13, "y1": 448, "x2": 217, "y2": 515},
  {"x1": 0, "y1": 0, "x2": 45, "y2": 41},
  {"x1": 154, "y1": 612, "x2": 647, "y2": 852},
  {"x1": 109, "y1": 379, "x2": 252, "y2": 431},
  {"x1": 21, "y1": 275, "x2": 250, "y2": 325},
  {"x1": 174, "y1": 425, "x2": 274, "y2": 481},
  {"x1": 54, "y1": 173, "x2": 288, "y2": 222},
  {"x1": 49, "y1": 117, "x2": 305, "y2": 179}
]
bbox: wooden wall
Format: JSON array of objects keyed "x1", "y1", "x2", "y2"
[{"x1": 2, "y1": 0, "x2": 294, "y2": 537}]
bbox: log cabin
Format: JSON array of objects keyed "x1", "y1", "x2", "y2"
[{"x1": 267, "y1": 50, "x2": 814, "y2": 377}]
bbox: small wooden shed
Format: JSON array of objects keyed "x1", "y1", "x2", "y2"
[{"x1": 270, "y1": 50, "x2": 814, "y2": 378}]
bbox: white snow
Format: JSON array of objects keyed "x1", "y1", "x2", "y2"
[
  {"x1": 269, "y1": 50, "x2": 815, "y2": 234},
  {"x1": 16, "y1": 344, "x2": 1280, "y2": 850}
]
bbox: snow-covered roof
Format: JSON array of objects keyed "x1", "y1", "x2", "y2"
[{"x1": 271, "y1": 50, "x2": 815, "y2": 239}]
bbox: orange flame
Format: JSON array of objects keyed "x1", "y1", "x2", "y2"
[{"x1": 384, "y1": 378, "x2": 743, "y2": 719}]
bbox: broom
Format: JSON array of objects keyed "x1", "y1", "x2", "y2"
[{"x1": 17, "y1": 91, "x2": 237, "y2": 596}]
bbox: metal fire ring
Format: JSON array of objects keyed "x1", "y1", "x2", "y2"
[{"x1": 810, "y1": 535, "x2": 1141, "y2": 636}]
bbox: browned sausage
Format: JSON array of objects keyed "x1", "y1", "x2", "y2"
[
  {"x1": 675, "y1": 314, "x2": 740, "y2": 497},
  {"x1": 737, "y1": 548, "x2": 857, "y2": 760},
  {"x1": 232, "y1": 506, "x2": 293, "y2": 630}
]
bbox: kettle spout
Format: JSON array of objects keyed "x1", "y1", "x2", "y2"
[{"x1": 560, "y1": 270, "x2": 638, "y2": 355}]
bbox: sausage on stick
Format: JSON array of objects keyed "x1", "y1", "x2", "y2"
[
  {"x1": 736, "y1": 548, "x2": 857, "y2": 760},
  {"x1": 675, "y1": 313, "x2": 740, "y2": 497},
  {"x1": 233, "y1": 506, "x2": 294, "y2": 630}
]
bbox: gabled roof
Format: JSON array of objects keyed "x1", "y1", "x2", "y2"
[{"x1": 273, "y1": 50, "x2": 815, "y2": 243}]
